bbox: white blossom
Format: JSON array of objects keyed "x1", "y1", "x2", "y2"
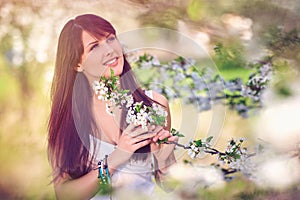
[
  {"x1": 151, "y1": 56, "x2": 160, "y2": 66},
  {"x1": 152, "y1": 103, "x2": 168, "y2": 117},
  {"x1": 168, "y1": 163, "x2": 225, "y2": 189},
  {"x1": 93, "y1": 81, "x2": 110, "y2": 101},
  {"x1": 254, "y1": 156, "x2": 300, "y2": 189},
  {"x1": 186, "y1": 140, "x2": 211, "y2": 159},
  {"x1": 125, "y1": 102, "x2": 160, "y2": 129}
]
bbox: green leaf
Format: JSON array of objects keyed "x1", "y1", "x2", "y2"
[
  {"x1": 175, "y1": 56, "x2": 184, "y2": 63},
  {"x1": 171, "y1": 128, "x2": 185, "y2": 137},
  {"x1": 151, "y1": 115, "x2": 166, "y2": 126},
  {"x1": 206, "y1": 136, "x2": 213, "y2": 143},
  {"x1": 194, "y1": 140, "x2": 202, "y2": 147},
  {"x1": 183, "y1": 159, "x2": 190, "y2": 164},
  {"x1": 135, "y1": 103, "x2": 142, "y2": 112},
  {"x1": 157, "y1": 138, "x2": 168, "y2": 144},
  {"x1": 230, "y1": 139, "x2": 236, "y2": 146},
  {"x1": 177, "y1": 133, "x2": 185, "y2": 137},
  {"x1": 157, "y1": 115, "x2": 166, "y2": 125},
  {"x1": 234, "y1": 154, "x2": 241, "y2": 160},
  {"x1": 121, "y1": 90, "x2": 130, "y2": 94},
  {"x1": 110, "y1": 68, "x2": 114, "y2": 77}
]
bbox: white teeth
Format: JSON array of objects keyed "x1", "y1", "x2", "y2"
[{"x1": 105, "y1": 58, "x2": 117, "y2": 65}]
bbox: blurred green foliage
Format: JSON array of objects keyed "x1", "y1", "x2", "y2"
[
  {"x1": 264, "y1": 26, "x2": 300, "y2": 60},
  {"x1": 187, "y1": 0, "x2": 204, "y2": 21},
  {"x1": 213, "y1": 43, "x2": 247, "y2": 70}
]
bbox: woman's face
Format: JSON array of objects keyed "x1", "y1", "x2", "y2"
[{"x1": 80, "y1": 30, "x2": 124, "y2": 80}]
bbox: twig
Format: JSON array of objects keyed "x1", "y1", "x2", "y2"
[
  {"x1": 165, "y1": 141, "x2": 227, "y2": 156},
  {"x1": 165, "y1": 141, "x2": 190, "y2": 149}
]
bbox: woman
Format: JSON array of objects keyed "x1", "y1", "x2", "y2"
[{"x1": 48, "y1": 14, "x2": 177, "y2": 199}]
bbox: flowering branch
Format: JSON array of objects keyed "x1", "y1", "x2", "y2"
[
  {"x1": 130, "y1": 53, "x2": 273, "y2": 118},
  {"x1": 170, "y1": 137, "x2": 258, "y2": 180},
  {"x1": 93, "y1": 69, "x2": 168, "y2": 129},
  {"x1": 93, "y1": 69, "x2": 258, "y2": 181}
]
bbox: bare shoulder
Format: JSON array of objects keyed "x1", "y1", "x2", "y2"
[{"x1": 151, "y1": 91, "x2": 169, "y2": 107}]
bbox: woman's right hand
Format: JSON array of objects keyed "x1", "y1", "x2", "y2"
[
  {"x1": 107, "y1": 124, "x2": 157, "y2": 172},
  {"x1": 117, "y1": 124, "x2": 157, "y2": 153}
]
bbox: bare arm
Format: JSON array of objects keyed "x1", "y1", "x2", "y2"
[
  {"x1": 53, "y1": 149, "x2": 134, "y2": 199},
  {"x1": 54, "y1": 125, "x2": 155, "y2": 199},
  {"x1": 54, "y1": 169, "x2": 99, "y2": 200}
]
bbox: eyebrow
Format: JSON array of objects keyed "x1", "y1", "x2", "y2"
[
  {"x1": 85, "y1": 33, "x2": 113, "y2": 49},
  {"x1": 85, "y1": 40, "x2": 98, "y2": 48}
]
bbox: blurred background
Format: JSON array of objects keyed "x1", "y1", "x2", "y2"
[{"x1": 0, "y1": 0, "x2": 300, "y2": 199}]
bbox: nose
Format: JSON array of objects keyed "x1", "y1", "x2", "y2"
[{"x1": 102, "y1": 42, "x2": 114, "y2": 56}]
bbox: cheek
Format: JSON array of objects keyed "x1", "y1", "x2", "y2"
[
  {"x1": 119, "y1": 56, "x2": 124, "y2": 66},
  {"x1": 114, "y1": 41, "x2": 123, "y2": 55},
  {"x1": 82, "y1": 49, "x2": 107, "y2": 74}
]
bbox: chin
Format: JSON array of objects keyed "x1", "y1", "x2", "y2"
[
  {"x1": 113, "y1": 61, "x2": 124, "y2": 76},
  {"x1": 112, "y1": 68, "x2": 123, "y2": 77},
  {"x1": 105, "y1": 66, "x2": 123, "y2": 77}
]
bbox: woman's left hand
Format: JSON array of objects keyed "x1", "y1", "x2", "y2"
[{"x1": 150, "y1": 126, "x2": 178, "y2": 162}]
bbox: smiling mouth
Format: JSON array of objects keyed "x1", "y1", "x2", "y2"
[{"x1": 103, "y1": 57, "x2": 119, "y2": 67}]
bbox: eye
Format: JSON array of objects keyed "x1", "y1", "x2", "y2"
[
  {"x1": 107, "y1": 35, "x2": 116, "y2": 43},
  {"x1": 90, "y1": 43, "x2": 99, "y2": 51}
]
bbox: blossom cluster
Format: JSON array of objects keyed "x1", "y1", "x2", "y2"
[
  {"x1": 125, "y1": 102, "x2": 168, "y2": 129},
  {"x1": 241, "y1": 63, "x2": 272, "y2": 102},
  {"x1": 93, "y1": 80, "x2": 110, "y2": 101},
  {"x1": 184, "y1": 137, "x2": 257, "y2": 180},
  {"x1": 93, "y1": 78, "x2": 134, "y2": 115},
  {"x1": 221, "y1": 138, "x2": 256, "y2": 177},
  {"x1": 93, "y1": 69, "x2": 167, "y2": 129},
  {"x1": 126, "y1": 102, "x2": 149, "y2": 129},
  {"x1": 186, "y1": 136, "x2": 213, "y2": 159}
]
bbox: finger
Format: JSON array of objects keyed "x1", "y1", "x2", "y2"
[
  {"x1": 131, "y1": 127, "x2": 149, "y2": 137},
  {"x1": 154, "y1": 126, "x2": 164, "y2": 133},
  {"x1": 133, "y1": 138, "x2": 151, "y2": 150},
  {"x1": 131, "y1": 132, "x2": 156, "y2": 144},
  {"x1": 153, "y1": 129, "x2": 170, "y2": 142},
  {"x1": 123, "y1": 123, "x2": 140, "y2": 134},
  {"x1": 135, "y1": 132, "x2": 157, "y2": 140},
  {"x1": 166, "y1": 136, "x2": 179, "y2": 142},
  {"x1": 158, "y1": 130, "x2": 172, "y2": 140},
  {"x1": 147, "y1": 125, "x2": 163, "y2": 133},
  {"x1": 152, "y1": 127, "x2": 165, "y2": 141},
  {"x1": 126, "y1": 126, "x2": 148, "y2": 138},
  {"x1": 147, "y1": 124, "x2": 156, "y2": 132}
]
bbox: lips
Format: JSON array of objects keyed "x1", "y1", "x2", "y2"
[{"x1": 103, "y1": 57, "x2": 119, "y2": 67}]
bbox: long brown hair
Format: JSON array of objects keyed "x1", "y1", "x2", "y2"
[{"x1": 48, "y1": 14, "x2": 153, "y2": 182}]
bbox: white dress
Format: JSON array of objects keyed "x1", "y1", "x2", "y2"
[{"x1": 90, "y1": 91, "x2": 155, "y2": 199}]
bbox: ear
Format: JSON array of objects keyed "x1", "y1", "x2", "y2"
[{"x1": 74, "y1": 63, "x2": 84, "y2": 72}]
